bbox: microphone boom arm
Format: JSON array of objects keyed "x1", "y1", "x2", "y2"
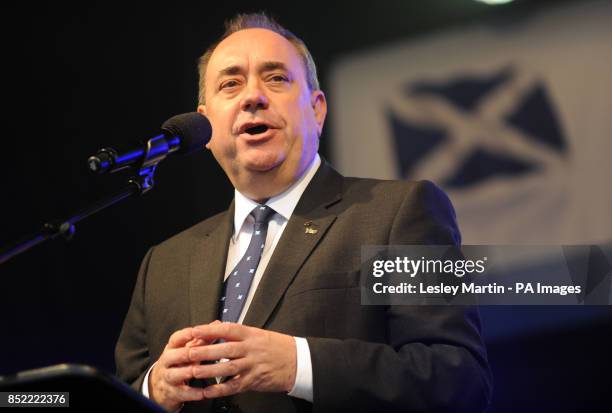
[
  {"x1": 1, "y1": 111, "x2": 211, "y2": 265},
  {"x1": 0, "y1": 137, "x2": 168, "y2": 265}
]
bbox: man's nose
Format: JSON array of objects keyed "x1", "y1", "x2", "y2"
[{"x1": 240, "y1": 80, "x2": 269, "y2": 112}]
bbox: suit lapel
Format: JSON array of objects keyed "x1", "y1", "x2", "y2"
[
  {"x1": 189, "y1": 202, "x2": 234, "y2": 326},
  {"x1": 243, "y1": 161, "x2": 343, "y2": 329}
]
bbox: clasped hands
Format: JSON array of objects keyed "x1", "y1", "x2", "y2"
[{"x1": 149, "y1": 321, "x2": 297, "y2": 412}]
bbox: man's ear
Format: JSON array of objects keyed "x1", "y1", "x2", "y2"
[
  {"x1": 310, "y1": 90, "x2": 327, "y2": 137},
  {"x1": 197, "y1": 105, "x2": 211, "y2": 149}
]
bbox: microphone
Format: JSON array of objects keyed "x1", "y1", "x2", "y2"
[{"x1": 87, "y1": 112, "x2": 212, "y2": 174}]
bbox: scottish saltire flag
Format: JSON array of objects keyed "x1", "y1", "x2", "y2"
[{"x1": 330, "y1": 1, "x2": 612, "y2": 246}]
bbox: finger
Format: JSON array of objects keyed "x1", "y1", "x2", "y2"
[
  {"x1": 189, "y1": 337, "x2": 219, "y2": 347},
  {"x1": 202, "y1": 375, "x2": 244, "y2": 399},
  {"x1": 193, "y1": 322, "x2": 249, "y2": 342},
  {"x1": 172, "y1": 384, "x2": 206, "y2": 402},
  {"x1": 163, "y1": 364, "x2": 196, "y2": 385},
  {"x1": 161, "y1": 346, "x2": 192, "y2": 368},
  {"x1": 187, "y1": 332, "x2": 221, "y2": 348},
  {"x1": 167, "y1": 327, "x2": 195, "y2": 349},
  {"x1": 188, "y1": 341, "x2": 246, "y2": 362},
  {"x1": 192, "y1": 358, "x2": 246, "y2": 380},
  {"x1": 186, "y1": 338, "x2": 205, "y2": 348},
  {"x1": 187, "y1": 320, "x2": 223, "y2": 346},
  {"x1": 187, "y1": 320, "x2": 221, "y2": 347}
]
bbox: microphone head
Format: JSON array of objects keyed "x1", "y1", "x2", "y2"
[{"x1": 161, "y1": 112, "x2": 212, "y2": 154}]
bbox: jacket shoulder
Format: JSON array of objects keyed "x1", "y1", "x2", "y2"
[
  {"x1": 339, "y1": 176, "x2": 460, "y2": 244},
  {"x1": 342, "y1": 176, "x2": 450, "y2": 207}
]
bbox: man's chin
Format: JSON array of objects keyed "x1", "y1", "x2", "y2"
[{"x1": 241, "y1": 155, "x2": 284, "y2": 174}]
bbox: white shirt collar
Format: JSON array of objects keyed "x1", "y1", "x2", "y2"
[{"x1": 233, "y1": 153, "x2": 321, "y2": 240}]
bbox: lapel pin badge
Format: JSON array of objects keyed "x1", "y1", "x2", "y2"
[{"x1": 304, "y1": 221, "x2": 318, "y2": 235}]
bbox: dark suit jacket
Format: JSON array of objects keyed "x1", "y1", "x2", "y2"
[{"x1": 115, "y1": 160, "x2": 493, "y2": 413}]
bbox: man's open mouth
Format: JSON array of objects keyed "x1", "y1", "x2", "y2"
[{"x1": 244, "y1": 124, "x2": 269, "y2": 135}]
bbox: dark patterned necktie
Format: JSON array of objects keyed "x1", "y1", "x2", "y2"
[{"x1": 220, "y1": 204, "x2": 275, "y2": 322}]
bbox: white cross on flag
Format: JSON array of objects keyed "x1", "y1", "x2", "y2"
[{"x1": 330, "y1": 1, "x2": 612, "y2": 246}]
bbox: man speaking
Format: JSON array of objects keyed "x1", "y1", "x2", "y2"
[{"x1": 115, "y1": 13, "x2": 492, "y2": 413}]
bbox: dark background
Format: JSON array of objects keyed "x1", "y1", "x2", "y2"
[{"x1": 1, "y1": 1, "x2": 610, "y2": 411}]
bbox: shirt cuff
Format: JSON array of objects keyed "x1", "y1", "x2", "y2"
[
  {"x1": 142, "y1": 363, "x2": 155, "y2": 398},
  {"x1": 287, "y1": 336, "x2": 313, "y2": 402}
]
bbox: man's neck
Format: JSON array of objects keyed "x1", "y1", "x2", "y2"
[{"x1": 235, "y1": 155, "x2": 320, "y2": 202}]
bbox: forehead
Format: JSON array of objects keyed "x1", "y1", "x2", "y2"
[{"x1": 206, "y1": 28, "x2": 305, "y2": 80}]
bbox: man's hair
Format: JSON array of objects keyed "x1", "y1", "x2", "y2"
[{"x1": 197, "y1": 13, "x2": 320, "y2": 105}]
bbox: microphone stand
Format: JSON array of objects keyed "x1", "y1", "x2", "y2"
[{"x1": 0, "y1": 139, "x2": 166, "y2": 265}]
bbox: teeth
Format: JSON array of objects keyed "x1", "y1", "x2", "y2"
[{"x1": 245, "y1": 124, "x2": 269, "y2": 135}]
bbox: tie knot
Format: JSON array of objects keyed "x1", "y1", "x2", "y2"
[{"x1": 250, "y1": 204, "x2": 275, "y2": 224}]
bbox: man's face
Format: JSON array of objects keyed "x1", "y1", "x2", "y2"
[{"x1": 198, "y1": 28, "x2": 326, "y2": 199}]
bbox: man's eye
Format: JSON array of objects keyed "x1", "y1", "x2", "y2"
[
  {"x1": 269, "y1": 75, "x2": 288, "y2": 82},
  {"x1": 220, "y1": 80, "x2": 239, "y2": 89}
]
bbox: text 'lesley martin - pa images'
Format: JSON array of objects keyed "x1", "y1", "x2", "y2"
[{"x1": 360, "y1": 245, "x2": 612, "y2": 305}]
